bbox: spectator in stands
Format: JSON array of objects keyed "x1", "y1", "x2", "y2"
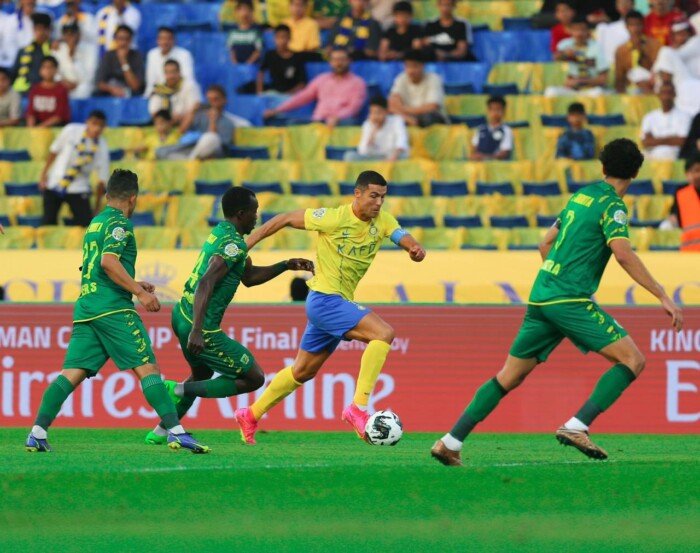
[
  {"x1": 314, "y1": 0, "x2": 350, "y2": 30},
  {"x1": 26, "y1": 56, "x2": 69, "y2": 127},
  {"x1": 680, "y1": 112, "x2": 700, "y2": 159},
  {"x1": 328, "y1": 0, "x2": 382, "y2": 60},
  {"x1": 0, "y1": 0, "x2": 36, "y2": 69},
  {"x1": 546, "y1": 16, "x2": 609, "y2": 97},
  {"x1": 614, "y1": 11, "x2": 661, "y2": 94},
  {"x1": 641, "y1": 82, "x2": 692, "y2": 160},
  {"x1": 596, "y1": 0, "x2": 633, "y2": 66},
  {"x1": 645, "y1": 0, "x2": 684, "y2": 46},
  {"x1": 660, "y1": 153, "x2": 700, "y2": 251},
  {"x1": 0, "y1": 68, "x2": 21, "y2": 127},
  {"x1": 378, "y1": 1, "x2": 422, "y2": 62},
  {"x1": 422, "y1": 0, "x2": 472, "y2": 62},
  {"x1": 345, "y1": 96, "x2": 409, "y2": 161},
  {"x1": 12, "y1": 12, "x2": 52, "y2": 95},
  {"x1": 389, "y1": 50, "x2": 448, "y2": 127},
  {"x1": 136, "y1": 109, "x2": 180, "y2": 160},
  {"x1": 471, "y1": 96, "x2": 513, "y2": 161},
  {"x1": 39, "y1": 110, "x2": 109, "y2": 226},
  {"x1": 284, "y1": 0, "x2": 321, "y2": 59},
  {"x1": 53, "y1": 23, "x2": 97, "y2": 99},
  {"x1": 159, "y1": 84, "x2": 250, "y2": 160},
  {"x1": 227, "y1": 0, "x2": 263, "y2": 65},
  {"x1": 555, "y1": 102, "x2": 596, "y2": 160},
  {"x1": 95, "y1": 0, "x2": 141, "y2": 58},
  {"x1": 370, "y1": 0, "x2": 395, "y2": 29},
  {"x1": 95, "y1": 24, "x2": 145, "y2": 97},
  {"x1": 148, "y1": 60, "x2": 201, "y2": 134},
  {"x1": 264, "y1": 48, "x2": 366, "y2": 126},
  {"x1": 145, "y1": 27, "x2": 195, "y2": 97},
  {"x1": 669, "y1": 19, "x2": 700, "y2": 78},
  {"x1": 55, "y1": 0, "x2": 97, "y2": 46},
  {"x1": 550, "y1": 1, "x2": 576, "y2": 53},
  {"x1": 255, "y1": 25, "x2": 306, "y2": 95}
]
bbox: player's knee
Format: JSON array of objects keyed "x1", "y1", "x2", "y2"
[
  {"x1": 376, "y1": 324, "x2": 395, "y2": 345},
  {"x1": 247, "y1": 365, "x2": 266, "y2": 390},
  {"x1": 626, "y1": 351, "x2": 646, "y2": 376}
]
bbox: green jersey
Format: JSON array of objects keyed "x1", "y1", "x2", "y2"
[
  {"x1": 529, "y1": 181, "x2": 630, "y2": 305},
  {"x1": 179, "y1": 221, "x2": 248, "y2": 331},
  {"x1": 73, "y1": 206, "x2": 137, "y2": 323}
]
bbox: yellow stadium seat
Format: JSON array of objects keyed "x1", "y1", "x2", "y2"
[
  {"x1": 488, "y1": 63, "x2": 536, "y2": 93},
  {"x1": 263, "y1": 194, "x2": 307, "y2": 214},
  {"x1": 391, "y1": 159, "x2": 436, "y2": 189},
  {"x1": 165, "y1": 195, "x2": 215, "y2": 229},
  {"x1": 542, "y1": 95, "x2": 606, "y2": 116},
  {"x1": 235, "y1": 127, "x2": 285, "y2": 160},
  {"x1": 605, "y1": 95, "x2": 660, "y2": 125},
  {"x1": 343, "y1": 160, "x2": 393, "y2": 184},
  {"x1": 542, "y1": 195, "x2": 569, "y2": 215},
  {"x1": 263, "y1": 0, "x2": 290, "y2": 25},
  {"x1": 628, "y1": 228, "x2": 653, "y2": 251},
  {"x1": 514, "y1": 0, "x2": 543, "y2": 17},
  {"x1": 1, "y1": 127, "x2": 57, "y2": 161},
  {"x1": 257, "y1": 227, "x2": 316, "y2": 251},
  {"x1": 134, "y1": 227, "x2": 179, "y2": 249},
  {"x1": 635, "y1": 195, "x2": 673, "y2": 221},
  {"x1": 461, "y1": 228, "x2": 510, "y2": 251},
  {"x1": 445, "y1": 94, "x2": 488, "y2": 117},
  {"x1": 243, "y1": 160, "x2": 300, "y2": 190},
  {"x1": 512, "y1": 128, "x2": 537, "y2": 160},
  {"x1": 650, "y1": 229, "x2": 681, "y2": 250},
  {"x1": 411, "y1": 125, "x2": 469, "y2": 160},
  {"x1": 196, "y1": 159, "x2": 249, "y2": 186},
  {"x1": 509, "y1": 227, "x2": 547, "y2": 249},
  {"x1": 104, "y1": 127, "x2": 146, "y2": 152},
  {"x1": 283, "y1": 124, "x2": 330, "y2": 161},
  {"x1": 458, "y1": 1, "x2": 515, "y2": 30},
  {"x1": 505, "y1": 95, "x2": 540, "y2": 125},
  {"x1": 113, "y1": 159, "x2": 156, "y2": 191},
  {"x1": 36, "y1": 225, "x2": 85, "y2": 249},
  {"x1": 531, "y1": 63, "x2": 571, "y2": 93},
  {"x1": 476, "y1": 160, "x2": 534, "y2": 192},
  {"x1": 9, "y1": 161, "x2": 43, "y2": 183},
  {"x1": 297, "y1": 161, "x2": 345, "y2": 193},
  {"x1": 0, "y1": 226, "x2": 35, "y2": 249},
  {"x1": 328, "y1": 126, "x2": 362, "y2": 148},
  {"x1": 413, "y1": 0, "x2": 439, "y2": 21},
  {"x1": 179, "y1": 226, "x2": 213, "y2": 249},
  {"x1": 136, "y1": 192, "x2": 170, "y2": 225},
  {"x1": 6, "y1": 196, "x2": 42, "y2": 220},
  {"x1": 479, "y1": 195, "x2": 517, "y2": 218},
  {"x1": 154, "y1": 160, "x2": 199, "y2": 195},
  {"x1": 420, "y1": 228, "x2": 464, "y2": 250}
]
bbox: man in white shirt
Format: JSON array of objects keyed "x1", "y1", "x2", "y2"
[
  {"x1": 39, "y1": 110, "x2": 110, "y2": 226},
  {"x1": 388, "y1": 49, "x2": 448, "y2": 127},
  {"x1": 95, "y1": 0, "x2": 141, "y2": 57},
  {"x1": 0, "y1": 0, "x2": 36, "y2": 68},
  {"x1": 144, "y1": 26, "x2": 195, "y2": 97},
  {"x1": 54, "y1": 0, "x2": 97, "y2": 45},
  {"x1": 595, "y1": 0, "x2": 633, "y2": 66},
  {"x1": 148, "y1": 59, "x2": 201, "y2": 134},
  {"x1": 53, "y1": 23, "x2": 97, "y2": 98},
  {"x1": 345, "y1": 96, "x2": 409, "y2": 161},
  {"x1": 640, "y1": 82, "x2": 692, "y2": 161}
]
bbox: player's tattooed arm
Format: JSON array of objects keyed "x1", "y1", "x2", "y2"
[
  {"x1": 538, "y1": 221, "x2": 560, "y2": 261},
  {"x1": 245, "y1": 210, "x2": 307, "y2": 250},
  {"x1": 242, "y1": 257, "x2": 315, "y2": 287},
  {"x1": 188, "y1": 255, "x2": 230, "y2": 354}
]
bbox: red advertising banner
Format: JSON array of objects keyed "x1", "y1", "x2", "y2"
[{"x1": 0, "y1": 304, "x2": 698, "y2": 433}]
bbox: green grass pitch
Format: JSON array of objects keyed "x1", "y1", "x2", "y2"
[{"x1": 1, "y1": 429, "x2": 698, "y2": 552}]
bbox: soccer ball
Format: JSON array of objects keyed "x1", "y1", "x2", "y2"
[{"x1": 364, "y1": 410, "x2": 403, "y2": 446}]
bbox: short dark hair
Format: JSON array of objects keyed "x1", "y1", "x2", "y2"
[
  {"x1": 275, "y1": 24, "x2": 291, "y2": 35},
  {"x1": 87, "y1": 110, "x2": 107, "y2": 122},
  {"x1": 685, "y1": 152, "x2": 700, "y2": 172},
  {"x1": 355, "y1": 170, "x2": 387, "y2": 190},
  {"x1": 61, "y1": 23, "x2": 80, "y2": 35},
  {"x1": 222, "y1": 186, "x2": 256, "y2": 217},
  {"x1": 567, "y1": 102, "x2": 586, "y2": 115},
  {"x1": 31, "y1": 13, "x2": 52, "y2": 28},
  {"x1": 153, "y1": 109, "x2": 172, "y2": 122},
  {"x1": 106, "y1": 169, "x2": 139, "y2": 200},
  {"x1": 164, "y1": 59, "x2": 181, "y2": 71},
  {"x1": 487, "y1": 95, "x2": 506, "y2": 108},
  {"x1": 41, "y1": 56, "x2": 59, "y2": 68},
  {"x1": 115, "y1": 24, "x2": 134, "y2": 37},
  {"x1": 207, "y1": 84, "x2": 227, "y2": 98},
  {"x1": 329, "y1": 46, "x2": 350, "y2": 56},
  {"x1": 393, "y1": 1, "x2": 413, "y2": 15},
  {"x1": 236, "y1": 0, "x2": 254, "y2": 9},
  {"x1": 158, "y1": 26, "x2": 175, "y2": 36},
  {"x1": 571, "y1": 15, "x2": 589, "y2": 27},
  {"x1": 625, "y1": 10, "x2": 644, "y2": 23},
  {"x1": 404, "y1": 49, "x2": 425, "y2": 63},
  {"x1": 556, "y1": 0, "x2": 575, "y2": 8},
  {"x1": 370, "y1": 95, "x2": 387, "y2": 109},
  {"x1": 599, "y1": 138, "x2": 644, "y2": 180},
  {"x1": 0, "y1": 68, "x2": 10, "y2": 79}
]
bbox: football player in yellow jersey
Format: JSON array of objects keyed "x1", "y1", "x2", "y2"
[{"x1": 234, "y1": 170, "x2": 426, "y2": 444}]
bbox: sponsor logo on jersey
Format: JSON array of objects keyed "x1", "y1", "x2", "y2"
[
  {"x1": 613, "y1": 210, "x2": 627, "y2": 225},
  {"x1": 224, "y1": 243, "x2": 240, "y2": 257},
  {"x1": 112, "y1": 227, "x2": 126, "y2": 241},
  {"x1": 312, "y1": 208, "x2": 327, "y2": 219}
]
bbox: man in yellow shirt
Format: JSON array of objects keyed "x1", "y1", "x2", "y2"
[
  {"x1": 284, "y1": 0, "x2": 321, "y2": 57},
  {"x1": 235, "y1": 170, "x2": 426, "y2": 444}
]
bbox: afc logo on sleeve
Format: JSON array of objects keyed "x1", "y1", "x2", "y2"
[
  {"x1": 112, "y1": 227, "x2": 126, "y2": 241},
  {"x1": 224, "y1": 243, "x2": 240, "y2": 258}
]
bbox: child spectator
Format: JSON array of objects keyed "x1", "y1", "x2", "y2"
[
  {"x1": 614, "y1": 11, "x2": 660, "y2": 94},
  {"x1": 345, "y1": 96, "x2": 409, "y2": 161},
  {"x1": 556, "y1": 102, "x2": 596, "y2": 160},
  {"x1": 256, "y1": 25, "x2": 307, "y2": 94},
  {"x1": 471, "y1": 96, "x2": 513, "y2": 161},
  {"x1": 0, "y1": 68, "x2": 21, "y2": 127},
  {"x1": 284, "y1": 0, "x2": 321, "y2": 58},
  {"x1": 227, "y1": 0, "x2": 263, "y2": 65},
  {"x1": 550, "y1": 1, "x2": 576, "y2": 52},
  {"x1": 644, "y1": 0, "x2": 684, "y2": 46},
  {"x1": 12, "y1": 12, "x2": 52, "y2": 95},
  {"x1": 329, "y1": 0, "x2": 382, "y2": 60},
  {"x1": 137, "y1": 110, "x2": 180, "y2": 160},
  {"x1": 379, "y1": 1, "x2": 423, "y2": 62},
  {"x1": 422, "y1": 0, "x2": 472, "y2": 61},
  {"x1": 26, "y1": 56, "x2": 70, "y2": 127}
]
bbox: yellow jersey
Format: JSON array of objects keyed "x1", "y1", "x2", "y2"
[{"x1": 304, "y1": 204, "x2": 401, "y2": 301}]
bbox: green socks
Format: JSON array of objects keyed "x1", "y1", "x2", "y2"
[
  {"x1": 450, "y1": 377, "x2": 507, "y2": 441},
  {"x1": 34, "y1": 374, "x2": 74, "y2": 430},
  {"x1": 575, "y1": 364, "x2": 636, "y2": 425},
  {"x1": 141, "y1": 374, "x2": 179, "y2": 430},
  {"x1": 183, "y1": 377, "x2": 238, "y2": 398}
]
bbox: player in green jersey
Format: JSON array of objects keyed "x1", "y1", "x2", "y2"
[
  {"x1": 432, "y1": 139, "x2": 684, "y2": 466},
  {"x1": 25, "y1": 169, "x2": 210, "y2": 453},
  {"x1": 144, "y1": 187, "x2": 314, "y2": 445}
]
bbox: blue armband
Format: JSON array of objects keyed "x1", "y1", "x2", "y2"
[{"x1": 390, "y1": 228, "x2": 409, "y2": 245}]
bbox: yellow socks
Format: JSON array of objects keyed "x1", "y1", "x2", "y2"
[
  {"x1": 353, "y1": 340, "x2": 392, "y2": 407},
  {"x1": 251, "y1": 366, "x2": 301, "y2": 420}
]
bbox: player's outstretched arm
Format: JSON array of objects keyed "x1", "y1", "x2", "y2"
[
  {"x1": 245, "y1": 210, "x2": 307, "y2": 250},
  {"x1": 187, "y1": 255, "x2": 230, "y2": 354},
  {"x1": 241, "y1": 257, "x2": 314, "y2": 287},
  {"x1": 101, "y1": 254, "x2": 160, "y2": 312},
  {"x1": 397, "y1": 232, "x2": 426, "y2": 262},
  {"x1": 610, "y1": 238, "x2": 683, "y2": 331},
  {"x1": 538, "y1": 222, "x2": 560, "y2": 261}
]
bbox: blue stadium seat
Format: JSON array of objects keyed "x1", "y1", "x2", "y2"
[
  {"x1": 503, "y1": 17, "x2": 533, "y2": 30},
  {"x1": 326, "y1": 146, "x2": 355, "y2": 160},
  {"x1": 339, "y1": 182, "x2": 356, "y2": 195},
  {"x1": 120, "y1": 97, "x2": 151, "y2": 126},
  {"x1": 483, "y1": 83, "x2": 519, "y2": 96},
  {"x1": 397, "y1": 215, "x2": 436, "y2": 228},
  {"x1": 71, "y1": 98, "x2": 123, "y2": 127},
  {"x1": 507, "y1": 120, "x2": 530, "y2": 128},
  {"x1": 227, "y1": 146, "x2": 270, "y2": 159},
  {"x1": 228, "y1": 95, "x2": 265, "y2": 126},
  {"x1": 176, "y1": 3, "x2": 221, "y2": 32},
  {"x1": 110, "y1": 149, "x2": 125, "y2": 161},
  {"x1": 139, "y1": 4, "x2": 180, "y2": 38},
  {"x1": 0, "y1": 215, "x2": 10, "y2": 227},
  {"x1": 431, "y1": 180, "x2": 468, "y2": 196},
  {"x1": 17, "y1": 215, "x2": 42, "y2": 227},
  {"x1": 0, "y1": 150, "x2": 31, "y2": 161},
  {"x1": 536, "y1": 215, "x2": 558, "y2": 227},
  {"x1": 451, "y1": 115, "x2": 486, "y2": 128},
  {"x1": 131, "y1": 212, "x2": 156, "y2": 227},
  {"x1": 195, "y1": 180, "x2": 233, "y2": 195},
  {"x1": 588, "y1": 114, "x2": 625, "y2": 126},
  {"x1": 476, "y1": 181, "x2": 514, "y2": 195},
  {"x1": 520, "y1": 30, "x2": 552, "y2": 62},
  {"x1": 473, "y1": 30, "x2": 552, "y2": 63},
  {"x1": 241, "y1": 181, "x2": 284, "y2": 194},
  {"x1": 627, "y1": 179, "x2": 655, "y2": 195},
  {"x1": 541, "y1": 114, "x2": 569, "y2": 127},
  {"x1": 305, "y1": 62, "x2": 330, "y2": 81},
  {"x1": 291, "y1": 182, "x2": 332, "y2": 196},
  {"x1": 444, "y1": 83, "x2": 475, "y2": 95},
  {"x1": 4, "y1": 182, "x2": 40, "y2": 196},
  {"x1": 662, "y1": 180, "x2": 686, "y2": 195},
  {"x1": 567, "y1": 180, "x2": 597, "y2": 193},
  {"x1": 438, "y1": 62, "x2": 489, "y2": 93},
  {"x1": 522, "y1": 181, "x2": 561, "y2": 196},
  {"x1": 490, "y1": 215, "x2": 529, "y2": 228},
  {"x1": 388, "y1": 181, "x2": 423, "y2": 196},
  {"x1": 262, "y1": 29, "x2": 276, "y2": 51},
  {"x1": 444, "y1": 215, "x2": 482, "y2": 228},
  {"x1": 630, "y1": 218, "x2": 662, "y2": 228}
]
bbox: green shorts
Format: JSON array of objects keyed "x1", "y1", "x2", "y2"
[
  {"x1": 509, "y1": 301, "x2": 628, "y2": 362},
  {"x1": 172, "y1": 303, "x2": 255, "y2": 377},
  {"x1": 63, "y1": 310, "x2": 156, "y2": 375}
]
